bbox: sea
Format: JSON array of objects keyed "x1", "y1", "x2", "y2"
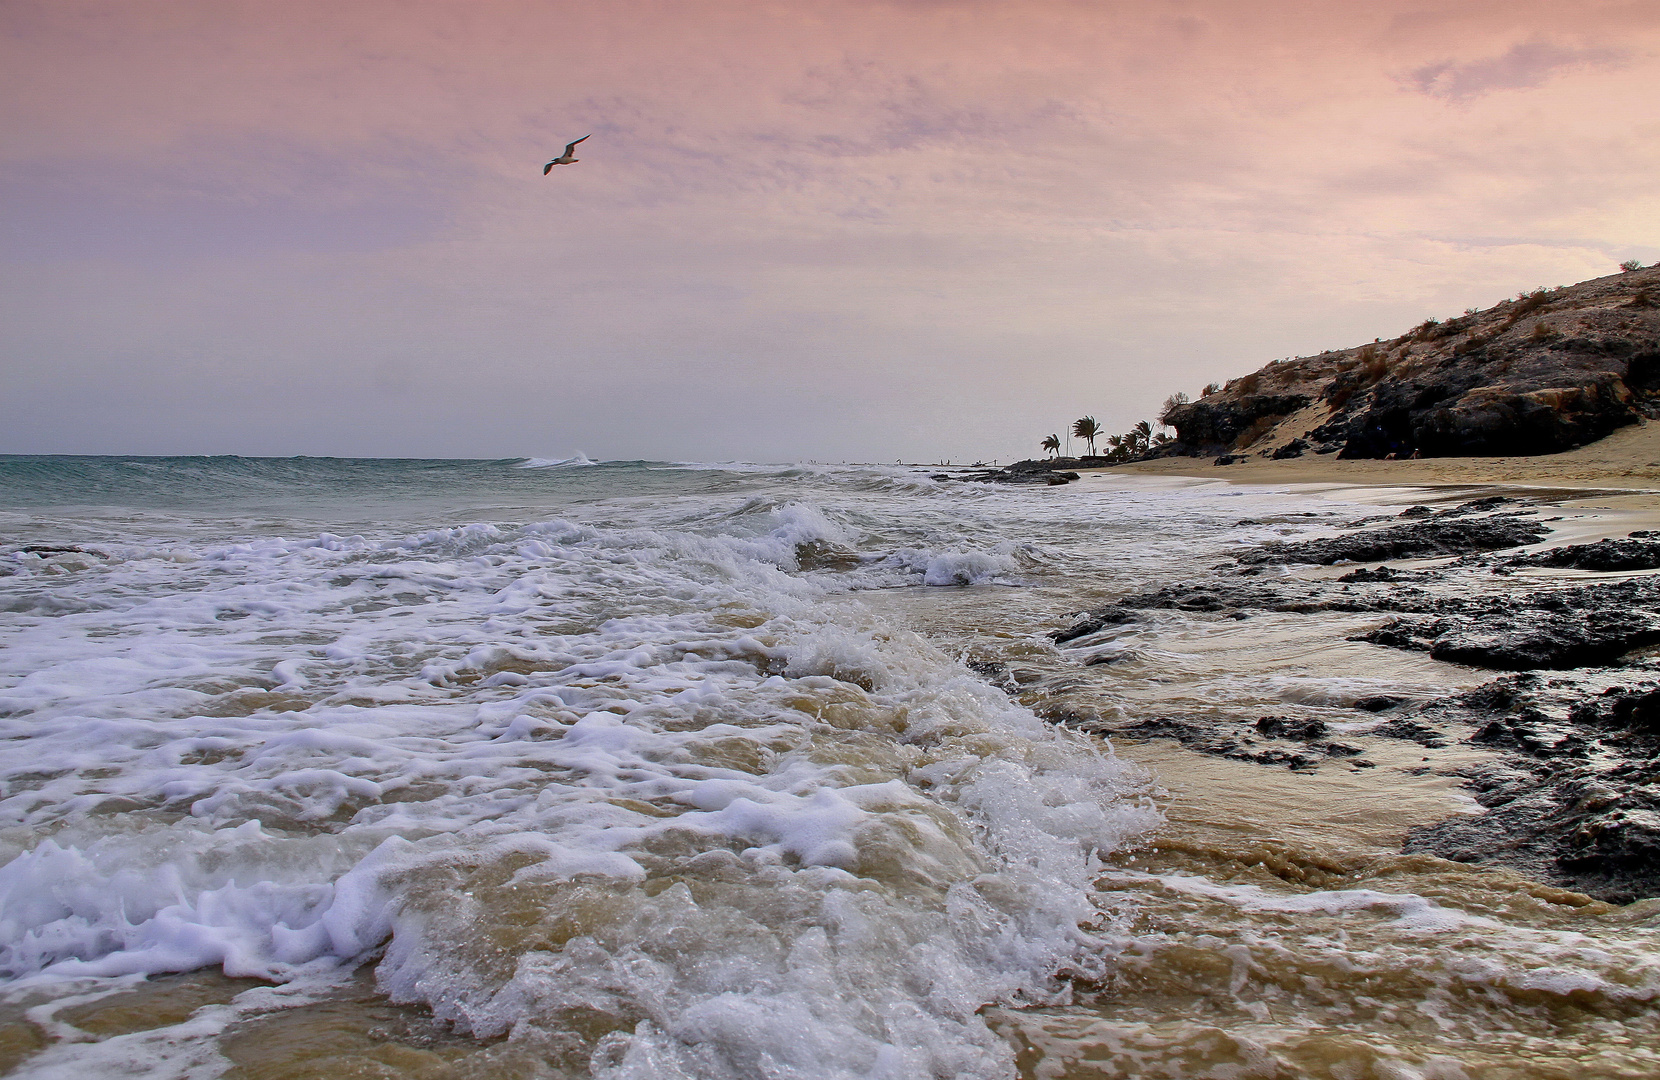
[{"x1": 0, "y1": 454, "x2": 1655, "y2": 1079}]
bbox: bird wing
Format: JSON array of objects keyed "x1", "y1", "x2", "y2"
[
  {"x1": 563, "y1": 135, "x2": 591, "y2": 156},
  {"x1": 544, "y1": 161, "x2": 555, "y2": 175}
]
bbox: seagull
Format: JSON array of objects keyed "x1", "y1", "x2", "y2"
[{"x1": 544, "y1": 135, "x2": 590, "y2": 174}]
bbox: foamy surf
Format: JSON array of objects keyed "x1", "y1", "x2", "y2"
[
  {"x1": 5, "y1": 455, "x2": 1659, "y2": 1079},
  {"x1": 0, "y1": 459, "x2": 1165, "y2": 1077},
  {"x1": 517, "y1": 454, "x2": 598, "y2": 469}
]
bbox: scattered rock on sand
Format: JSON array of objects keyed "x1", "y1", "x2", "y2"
[
  {"x1": 1497, "y1": 535, "x2": 1660, "y2": 572},
  {"x1": 1404, "y1": 673, "x2": 1660, "y2": 903},
  {"x1": 1356, "y1": 577, "x2": 1660, "y2": 670},
  {"x1": 1236, "y1": 513, "x2": 1548, "y2": 565},
  {"x1": 1040, "y1": 502, "x2": 1660, "y2": 901},
  {"x1": 939, "y1": 459, "x2": 1082, "y2": 485}
]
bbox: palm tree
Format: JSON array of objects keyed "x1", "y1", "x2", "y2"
[
  {"x1": 1072, "y1": 416, "x2": 1102, "y2": 457},
  {"x1": 1131, "y1": 420, "x2": 1152, "y2": 452},
  {"x1": 1040, "y1": 434, "x2": 1061, "y2": 458}
]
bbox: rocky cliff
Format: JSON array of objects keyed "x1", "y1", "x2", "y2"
[{"x1": 1163, "y1": 265, "x2": 1660, "y2": 460}]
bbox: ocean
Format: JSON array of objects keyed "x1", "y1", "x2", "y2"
[{"x1": 0, "y1": 455, "x2": 1655, "y2": 1079}]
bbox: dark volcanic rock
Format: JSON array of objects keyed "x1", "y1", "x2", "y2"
[
  {"x1": 1050, "y1": 606, "x2": 1137, "y2": 643},
  {"x1": 1404, "y1": 673, "x2": 1660, "y2": 903},
  {"x1": 1429, "y1": 611, "x2": 1660, "y2": 670},
  {"x1": 1336, "y1": 566, "x2": 1431, "y2": 583},
  {"x1": 1237, "y1": 515, "x2": 1548, "y2": 565},
  {"x1": 1431, "y1": 495, "x2": 1516, "y2": 516},
  {"x1": 1367, "y1": 717, "x2": 1447, "y2": 747},
  {"x1": 1165, "y1": 393, "x2": 1312, "y2": 453},
  {"x1": 1038, "y1": 497, "x2": 1660, "y2": 899},
  {"x1": 1345, "y1": 374, "x2": 1640, "y2": 459},
  {"x1": 1406, "y1": 772, "x2": 1660, "y2": 905},
  {"x1": 1100, "y1": 711, "x2": 1373, "y2": 771},
  {"x1": 1499, "y1": 536, "x2": 1660, "y2": 572},
  {"x1": 950, "y1": 459, "x2": 1083, "y2": 485},
  {"x1": 1047, "y1": 579, "x2": 1420, "y2": 642},
  {"x1": 1058, "y1": 538, "x2": 1660, "y2": 671},
  {"x1": 1255, "y1": 716, "x2": 1328, "y2": 740},
  {"x1": 1109, "y1": 717, "x2": 1324, "y2": 770},
  {"x1": 1356, "y1": 577, "x2": 1660, "y2": 670}
]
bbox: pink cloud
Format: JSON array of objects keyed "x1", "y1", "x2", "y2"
[
  {"x1": 1409, "y1": 40, "x2": 1630, "y2": 102},
  {"x1": 3, "y1": 1, "x2": 1658, "y2": 457}
]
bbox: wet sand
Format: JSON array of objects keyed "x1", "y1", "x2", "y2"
[{"x1": 974, "y1": 456, "x2": 1660, "y2": 1077}]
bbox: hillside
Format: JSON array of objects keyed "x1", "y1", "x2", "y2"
[{"x1": 1163, "y1": 265, "x2": 1660, "y2": 461}]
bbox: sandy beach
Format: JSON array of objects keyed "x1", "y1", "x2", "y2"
[{"x1": 1106, "y1": 417, "x2": 1660, "y2": 509}]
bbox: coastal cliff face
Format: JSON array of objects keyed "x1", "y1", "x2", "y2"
[{"x1": 1164, "y1": 265, "x2": 1660, "y2": 459}]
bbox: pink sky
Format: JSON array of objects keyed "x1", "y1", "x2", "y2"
[{"x1": 4, "y1": 0, "x2": 1657, "y2": 460}]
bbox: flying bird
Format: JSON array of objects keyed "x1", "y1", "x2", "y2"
[{"x1": 544, "y1": 135, "x2": 590, "y2": 174}]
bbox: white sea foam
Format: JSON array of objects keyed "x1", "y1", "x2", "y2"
[
  {"x1": 0, "y1": 825, "x2": 391, "y2": 981},
  {"x1": 863, "y1": 544, "x2": 1025, "y2": 587},
  {"x1": 517, "y1": 453, "x2": 598, "y2": 469},
  {"x1": 23, "y1": 462, "x2": 1642, "y2": 1077},
  {"x1": 0, "y1": 468, "x2": 1181, "y2": 1076}
]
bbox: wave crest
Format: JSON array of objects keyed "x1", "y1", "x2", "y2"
[{"x1": 516, "y1": 454, "x2": 598, "y2": 469}]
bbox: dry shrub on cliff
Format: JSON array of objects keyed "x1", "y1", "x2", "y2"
[
  {"x1": 1452, "y1": 333, "x2": 1495, "y2": 357},
  {"x1": 1201, "y1": 382, "x2": 1221, "y2": 396},
  {"x1": 1159, "y1": 392, "x2": 1189, "y2": 425},
  {"x1": 1530, "y1": 320, "x2": 1557, "y2": 342},
  {"x1": 1359, "y1": 345, "x2": 1388, "y2": 383},
  {"x1": 1233, "y1": 414, "x2": 1279, "y2": 449},
  {"x1": 1234, "y1": 373, "x2": 1261, "y2": 395},
  {"x1": 1621, "y1": 259, "x2": 1643, "y2": 272},
  {"x1": 1412, "y1": 317, "x2": 1472, "y2": 343},
  {"x1": 1494, "y1": 289, "x2": 1552, "y2": 333}
]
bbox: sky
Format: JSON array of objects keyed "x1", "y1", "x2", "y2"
[{"x1": 2, "y1": 0, "x2": 1657, "y2": 463}]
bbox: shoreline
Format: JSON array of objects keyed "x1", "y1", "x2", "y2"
[
  {"x1": 1093, "y1": 416, "x2": 1660, "y2": 511},
  {"x1": 1027, "y1": 476, "x2": 1660, "y2": 904}
]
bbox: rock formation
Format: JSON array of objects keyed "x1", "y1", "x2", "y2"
[
  {"x1": 1036, "y1": 505, "x2": 1660, "y2": 902},
  {"x1": 1162, "y1": 265, "x2": 1660, "y2": 459}
]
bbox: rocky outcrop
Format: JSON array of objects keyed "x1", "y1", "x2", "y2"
[
  {"x1": 1038, "y1": 514, "x2": 1660, "y2": 901},
  {"x1": 939, "y1": 459, "x2": 1084, "y2": 485},
  {"x1": 1497, "y1": 536, "x2": 1660, "y2": 572},
  {"x1": 1162, "y1": 265, "x2": 1660, "y2": 459},
  {"x1": 1164, "y1": 393, "x2": 1312, "y2": 449},
  {"x1": 1236, "y1": 515, "x2": 1547, "y2": 565},
  {"x1": 1054, "y1": 536, "x2": 1660, "y2": 674},
  {"x1": 1358, "y1": 602, "x2": 1660, "y2": 671},
  {"x1": 1405, "y1": 674, "x2": 1660, "y2": 904}
]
